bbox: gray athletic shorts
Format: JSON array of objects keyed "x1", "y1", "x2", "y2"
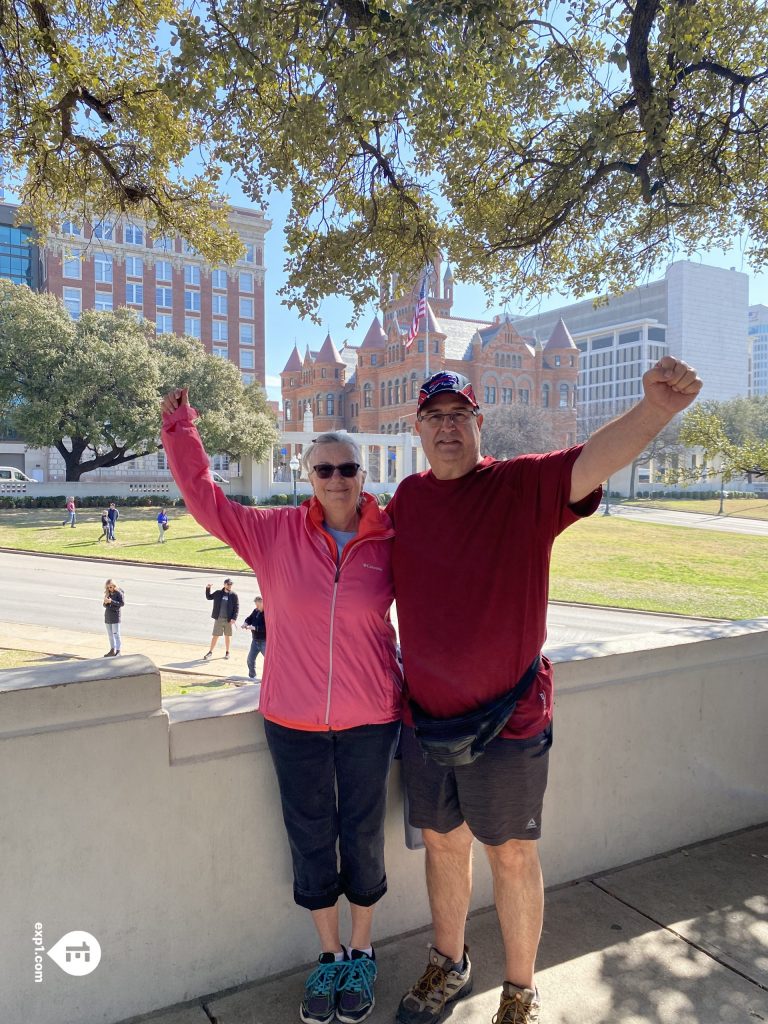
[
  {"x1": 212, "y1": 618, "x2": 233, "y2": 637},
  {"x1": 400, "y1": 724, "x2": 551, "y2": 846}
]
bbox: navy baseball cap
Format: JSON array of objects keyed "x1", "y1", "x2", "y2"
[{"x1": 417, "y1": 371, "x2": 479, "y2": 411}]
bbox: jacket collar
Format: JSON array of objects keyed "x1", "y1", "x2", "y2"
[{"x1": 305, "y1": 492, "x2": 393, "y2": 561}]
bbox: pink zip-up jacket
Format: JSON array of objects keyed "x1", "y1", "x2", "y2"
[{"x1": 162, "y1": 405, "x2": 402, "y2": 731}]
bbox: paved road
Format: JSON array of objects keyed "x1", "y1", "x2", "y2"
[
  {"x1": 602, "y1": 503, "x2": 768, "y2": 536},
  {"x1": 0, "y1": 550, "x2": 723, "y2": 650}
]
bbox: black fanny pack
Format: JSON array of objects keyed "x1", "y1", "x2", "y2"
[{"x1": 410, "y1": 655, "x2": 542, "y2": 767}]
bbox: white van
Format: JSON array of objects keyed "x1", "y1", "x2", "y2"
[{"x1": 0, "y1": 467, "x2": 36, "y2": 483}]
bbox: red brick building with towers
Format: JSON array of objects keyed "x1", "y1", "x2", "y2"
[{"x1": 281, "y1": 259, "x2": 578, "y2": 448}]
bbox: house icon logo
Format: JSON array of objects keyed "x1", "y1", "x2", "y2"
[{"x1": 47, "y1": 931, "x2": 102, "y2": 977}]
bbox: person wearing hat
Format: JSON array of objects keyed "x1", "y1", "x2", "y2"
[
  {"x1": 203, "y1": 578, "x2": 239, "y2": 660},
  {"x1": 388, "y1": 361, "x2": 703, "y2": 1024},
  {"x1": 161, "y1": 388, "x2": 401, "y2": 1024}
]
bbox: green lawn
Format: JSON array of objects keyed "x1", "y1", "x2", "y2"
[
  {"x1": 1, "y1": 507, "x2": 767, "y2": 621},
  {"x1": 0, "y1": 646, "x2": 232, "y2": 697},
  {"x1": 551, "y1": 515, "x2": 768, "y2": 619},
  {"x1": 0, "y1": 508, "x2": 252, "y2": 572},
  {"x1": 621, "y1": 497, "x2": 768, "y2": 521}
]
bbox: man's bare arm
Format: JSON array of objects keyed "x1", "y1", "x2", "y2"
[{"x1": 571, "y1": 357, "x2": 703, "y2": 504}]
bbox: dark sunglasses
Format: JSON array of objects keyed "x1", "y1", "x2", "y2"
[{"x1": 311, "y1": 462, "x2": 361, "y2": 479}]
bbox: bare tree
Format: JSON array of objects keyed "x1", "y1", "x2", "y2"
[{"x1": 480, "y1": 405, "x2": 558, "y2": 460}]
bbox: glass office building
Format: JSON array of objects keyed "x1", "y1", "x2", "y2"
[{"x1": 0, "y1": 222, "x2": 35, "y2": 286}]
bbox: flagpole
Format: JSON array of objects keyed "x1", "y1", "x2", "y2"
[{"x1": 424, "y1": 264, "x2": 431, "y2": 379}]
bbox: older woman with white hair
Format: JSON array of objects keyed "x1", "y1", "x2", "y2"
[{"x1": 161, "y1": 389, "x2": 401, "y2": 1024}]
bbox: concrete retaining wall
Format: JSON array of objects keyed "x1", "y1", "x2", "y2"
[{"x1": 2, "y1": 621, "x2": 767, "y2": 1024}]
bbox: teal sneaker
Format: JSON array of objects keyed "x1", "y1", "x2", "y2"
[
  {"x1": 336, "y1": 948, "x2": 377, "y2": 1023},
  {"x1": 300, "y1": 952, "x2": 346, "y2": 1024}
]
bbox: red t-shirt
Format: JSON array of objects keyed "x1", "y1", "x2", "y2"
[{"x1": 387, "y1": 448, "x2": 601, "y2": 739}]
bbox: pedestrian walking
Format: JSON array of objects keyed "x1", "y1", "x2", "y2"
[
  {"x1": 106, "y1": 503, "x2": 119, "y2": 542},
  {"x1": 62, "y1": 496, "x2": 76, "y2": 528},
  {"x1": 242, "y1": 595, "x2": 267, "y2": 679},
  {"x1": 157, "y1": 507, "x2": 169, "y2": 543},
  {"x1": 202, "y1": 579, "x2": 239, "y2": 659},
  {"x1": 103, "y1": 579, "x2": 124, "y2": 657}
]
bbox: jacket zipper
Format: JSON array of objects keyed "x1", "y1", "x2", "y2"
[{"x1": 323, "y1": 533, "x2": 378, "y2": 727}]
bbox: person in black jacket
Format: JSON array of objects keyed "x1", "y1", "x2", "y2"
[
  {"x1": 202, "y1": 579, "x2": 239, "y2": 660},
  {"x1": 241, "y1": 595, "x2": 267, "y2": 680}
]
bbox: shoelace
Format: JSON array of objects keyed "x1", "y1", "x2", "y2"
[
  {"x1": 413, "y1": 963, "x2": 449, "y2": 1008},
  {"x1": 305, "y1": 961, "x2": 342, "y2": 998},
  {"x1": 338, "y1": 958, "x2": 377, "y2": 997},
  {"x1": 492, "y1": 992, "x2": 536, "y2": 1024}
]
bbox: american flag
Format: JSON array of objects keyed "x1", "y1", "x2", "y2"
[{"x1": 405, "y1": 275, "x2": 428, "y2": 349}]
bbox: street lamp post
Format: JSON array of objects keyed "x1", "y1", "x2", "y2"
[{"x1": 289, "y1": 455, "x2": 300, "y2": 507}]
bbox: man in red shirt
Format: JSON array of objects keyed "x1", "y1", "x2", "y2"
[{"x1": 388, "y1": 359, "x2": 702, "y2": 1024}]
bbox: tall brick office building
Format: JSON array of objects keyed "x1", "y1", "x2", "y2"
[
  {"x1": 41, "y1": 205, "x2": 269, "y2": 387},
  {"x1": 281, "y1": 260, "x2": 579, "y2": 447}
]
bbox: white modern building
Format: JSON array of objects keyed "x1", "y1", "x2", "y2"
[
  {"x1": 748, "y1": 304, "x2": 768, "y2": 397},
  {"x1": 511, "y1": 261, "x2": 750, "y2": 431}
]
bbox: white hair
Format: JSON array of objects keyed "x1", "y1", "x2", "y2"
[{"x1": 301, "y1": 432, "x2": 363, "y2": 475}]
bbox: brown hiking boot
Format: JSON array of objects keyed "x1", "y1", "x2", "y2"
[
  {"x1": 396, "y1": 945, "x2": 472, "y2": 1024},
  {"x1": 492, "y1": 983, "x2": 540, "y2": 1024}
]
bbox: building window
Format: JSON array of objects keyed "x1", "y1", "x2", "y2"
[
  {"x1": 559, "y1": 383, "x2": 569, "y2": 407},
  {"x1": 184, "y1": 264, "x2": 201, "y2": 286},
  {"x1": 182, "y1": 239, "x2": 198, "y2": 255},
  {"x1": 327, "y1": 393, "x2": 335, "y2": 415},
  {"x1": 619, "y1": 329, "x2": 641, "y2": 344},
  {"x1": 92, "y1": 220, "x2": 113, "y2": 240},
  {"x1": 417, "y1": 339, "x2": 425, "y2": 353},
  {"x1": 484, "y1": 386, "x2": 497, "y2": 404},
  {"x1": 155, "y1": 260, "x2": 172, "y2": 282},
  {"x1": 388, "y1": 380, "x2": 394, "y2": 404},
  {"x1": 126, "y1": 282, "x2": 144, "y2": 306},
  {"x1": 210, "y1": 293, "x2": 226, "y2": 316},
  {"x1": 364, "y1": 383, "x2": 373, "y2": 408},
  {"x1": 156, "y1": 451, "x2": 166, "y2": 470},
  {"x1": 541, "y1": 384, "x2": 550, "y2": 407},
  {"x1": 371, "y1": 354, "x2": 378, "y2": 366},
  {"x1": 94, "y1": 252, "x2": 113, "y2": 283},
  {"x1": 62, "y1": 251, "x2": 82, "y2": 279},
  {"x1": 156, "y1": 286, "x2": 172, "y2": 308},
  {"x1": 239, "y1": 297, "x2": 253, "y2": 319},
  {"x1": 244, "y1": 243, "x2": 256, "y2": 263},
  {"x1": 185, "y1": 317, "x2": 201, "y2": 338},
  {"x1": 380, "y1": 382, "x2": 386, "y2": 406},
  {"x1": 518, "y1": 388, "x2": 529, "y2": 404},
  {"x1": 125, "y1": 255, "x2": 143, "y2": 278},
  {"x1": 212, "y1": 320, "x2": 228, "y2": 342},
  {"x1": 213, "y1": 344, "x2": 228, "y2": 358},
  {"x1": 153, "y1": 234, "x2": 173, "y2": 252},
  {"x1": 63, "y1": 287, "x2": 82, "y2": 318},
  {"x1": 242, "y1": 372, "x2": 255, "y2": 385},
  {"x1": 285, "y1": 401, "x2": 292, "y2": 421},
  {"x1": 156, "y1": 314, "x2": 173, "y2": 334},
  {"x1": 94, "y1": 291, "x2": 113, "y2": 312},
  {"x1": 240, "y1": 349, "x2": 255, "y2": 369},
  {"x1": 502, "y1": 387, "x2": 513, "y2": 404},
  {"x1": 239, "y1": 271, "x2": 254, "y2": 293},
  {"x1": 211, "y1": 268, "x2": 227, "y2": 289},
  {"x1": 184, "y1": 289, "x2": 201, "y2": 312},
  {"x1": 554, "y1": 355, "x2": 561, "y2": 366},
  {"x1": 124, "y1": 222, "x2": 144, "y2": 245},
  {"x1": 61, "y1": 220, "x2": 80, "y2": 236},
  {"x1": 240, "y1": 323, "x2": 254, "y2": 345}
]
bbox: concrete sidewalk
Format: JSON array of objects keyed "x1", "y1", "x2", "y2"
[
  {"x1": 0, "y1": 620, "x2": 254, "y2": 682},
  {"x1": 123, "y1": 826, "x2": 768, "y2": 1024}
]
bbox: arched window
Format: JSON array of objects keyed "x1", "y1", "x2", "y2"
[
  {"x1": 285, "y1": 401, "x2": 292, "y2": 421},
  {"x1": 380, "y1": 382, "x2": 386, "y2": 406},
  {"x1": 388, "y1": 379, "x2": 394, "y2": 405},
  {"x1": 401, "y1": 380, "x2": 407, "y2": 403},
  {"x1": 541, "y1": 384, "x2": 550, "y2": 408},
  {"x1": 326, "y1": 393, "x2": 334, "y2": 416},
  {"x1": 559, "y1": 383, "x2": 569, "y2": 408},
  {"x1": 411, "y1": 373, "x2": 419, "y2": 398},
  {"x1": 364, "y1": 383, "x2": 373, "y2": 408}
]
